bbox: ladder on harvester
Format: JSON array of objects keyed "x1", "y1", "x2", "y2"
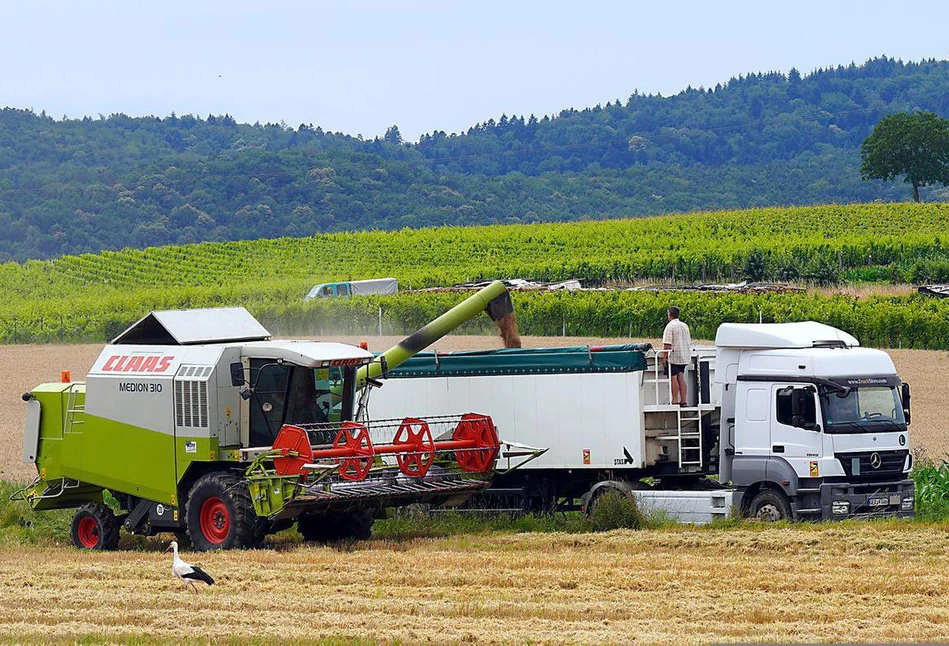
[
  {"x1": 642, "y1": 350, "x2": 705, "y2": 469},
  {"x1": 63, "y1": 383, "x2": 85, "y2": 434}
]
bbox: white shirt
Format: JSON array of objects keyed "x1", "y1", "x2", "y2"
[{"x1": 662, "y1": 318, "x2": 692, "y2": 365}]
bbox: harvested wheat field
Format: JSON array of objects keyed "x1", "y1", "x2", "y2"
[
  {"x1": 1, "y1": 525, "x2": 948, "y2": 644},
  {"x1": 1, "y1": 336, "x2": 946, "y2": 481}
]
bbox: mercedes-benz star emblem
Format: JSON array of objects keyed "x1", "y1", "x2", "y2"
[{"x1": 869, "y1": 452, "x2": 882, "y2": 469}]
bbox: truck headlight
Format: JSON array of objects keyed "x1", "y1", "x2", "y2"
[
  {"x1": 902, "y1": 497, "x2": 914, "y2": 511},
  {"x1": 832, "y1": 500, "x2": 850, "y2": 515}
]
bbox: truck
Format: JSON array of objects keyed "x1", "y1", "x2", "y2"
[
  {"x1": 368, "y1": 321, "x2": 915, "y2": 523},
  {"x1": 305, "y1": 277, "x2": 398, "y2": 300},
  {"x1": 19, "y1": 281, "x2": 526, "y2": 550}
]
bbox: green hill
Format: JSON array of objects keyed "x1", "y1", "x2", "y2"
[
  {"x1": 4, "y1": 203, "x2": 949, "y2": 348},
  {"x1": 2, "y1": 57, "x2": 949, "y2": 261}
]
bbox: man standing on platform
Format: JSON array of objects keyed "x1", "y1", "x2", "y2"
[{"x1": 661, "y1": 306, "x2": 692, "y2": 406}]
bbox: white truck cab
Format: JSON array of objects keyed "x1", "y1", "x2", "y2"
[{"x1": 717, "y1": 323, "x2": 913, "y2": 519}]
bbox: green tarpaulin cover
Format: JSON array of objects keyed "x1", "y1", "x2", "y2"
[{"x1": 384, "y1": 344, "x2": 651, "y2": 378}]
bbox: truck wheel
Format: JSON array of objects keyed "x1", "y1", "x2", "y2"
[
  {"x1": 186, "y1": 472, "x2": 266, "y2": 551},
  {"x1": 747, "y1": 489, "x2": 791, "y2": 522},
  {"x1": 298, "y1": 510, "x2": 375, "y2": 543},
  {"x1": 71, "y1": 503, "x2": 120, "y2": 550}
]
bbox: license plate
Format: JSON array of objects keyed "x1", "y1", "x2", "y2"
[{"x1": 868, "y1": 495, "x2": 889, "y2": 507}]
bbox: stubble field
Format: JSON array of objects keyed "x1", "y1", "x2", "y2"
[
  {"x1": 1, "y1": 335, "x2": 947, "y2": 644},
  {"x1": 2, "y1": 525, "x2": 949, "y2": 644}
]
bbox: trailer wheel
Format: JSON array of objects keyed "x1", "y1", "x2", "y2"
[
  {"x1": 747, "y1": 489, "x2": 791, "y2": 522},
  {"x1": 298, "y1": 510, "x2": 375, "y2": 543},
  {"x1": 71, "y1": 503, "x2": 120, "y2": 550},
  {"x1": 186, "y1": 472, "x2": 266, "y2": 551}
]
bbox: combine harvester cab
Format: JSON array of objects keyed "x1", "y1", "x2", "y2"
[{"x1": 20, "y1": 282, "x2": 528, "y2": 550}]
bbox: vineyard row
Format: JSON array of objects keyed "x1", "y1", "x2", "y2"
[{"x1": 3, "y1": 290, "x2": 948, "y2": 350}]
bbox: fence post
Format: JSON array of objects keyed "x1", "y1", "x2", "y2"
[{"x1": 378, "y1": 306, "x2": 383, "y2": 336}]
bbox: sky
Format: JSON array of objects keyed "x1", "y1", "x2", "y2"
[{"x1": 1, "y1": 1, "x2": 948, "y2": 142}]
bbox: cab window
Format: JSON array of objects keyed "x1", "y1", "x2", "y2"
[
  {"x1": 776, "y1": 386, "x2": 817, "y2": 428},
  {"x1": 248, "y1": 361, "x2": 356, "y2": 446}
]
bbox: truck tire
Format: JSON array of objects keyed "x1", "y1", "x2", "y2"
[
  {"x1": 186, "y1": 472, "x2": 266, "y2": 551},
  {"x1": 298, "y1": 510, "x2": 375, "y2": 543},
  {"x1": 747, "y1": 489, "x2": 791, "y2": 522},
  {"x1": 71, "y1": 502, "x2": 120, "y2": 550}
]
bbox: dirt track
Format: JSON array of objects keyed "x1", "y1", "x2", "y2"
[{"x1": 2, "y1": 336, "x2": 945, "y2": 481}]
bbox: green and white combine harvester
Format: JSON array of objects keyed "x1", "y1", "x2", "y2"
[{"x1": 18, "y1": 281, "x2": 532, "y2": 550}]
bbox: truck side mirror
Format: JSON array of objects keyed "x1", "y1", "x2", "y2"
[
  {"x1": 902, "y1": 382, "x2": 911, "y2": 424},
  {"x1": 791, "y1": 388, "x2": 818, "y2": 430},
  {"x1": 230, "y1": 362, "x2": 245, "y2": 387}
]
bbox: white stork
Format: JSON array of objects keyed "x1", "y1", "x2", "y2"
[{"x1": 165, "y1": 540, "x2": 215, "y2": 593}]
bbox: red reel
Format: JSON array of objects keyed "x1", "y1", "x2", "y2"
[
  {"x1": 394, "y1": 417, "x2": 436, "y2": 478},
  {"x1": 271, "y1": 425, "x2": 315, "y2": 477},
  {"x1": 334, "y1": 421, "x2": 374, "y2": 481},
  {"x1": 452, "y1": 413, "x2": 500, "y2": 473}
]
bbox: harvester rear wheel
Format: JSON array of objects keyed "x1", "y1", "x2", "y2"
[
  {"x1": 71, "y1": 502, "x2": 120, "y2": 550},
  {"x1": 186, "y1": 472, "x2": 266, "y2": 551},
  {"x1": 297, "y1": 510, "x2": 375, "y2": 543}
]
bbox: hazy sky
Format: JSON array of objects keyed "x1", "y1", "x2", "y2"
[{"x1": 2, "y1": 1, "x2": 948, "y2": 142}]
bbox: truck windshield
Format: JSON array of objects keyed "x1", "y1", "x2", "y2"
[{"x1": 820, "y1": 386, "x2": 906, "y2": 434}]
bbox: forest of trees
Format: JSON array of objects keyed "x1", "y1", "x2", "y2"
[{"x1": 1, "y1": 56, "x2": 947, "y2": 262}]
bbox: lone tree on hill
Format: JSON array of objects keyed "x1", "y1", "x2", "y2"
[{"x1": 861, "y1": 111, "x2": 949, "y2": 202}]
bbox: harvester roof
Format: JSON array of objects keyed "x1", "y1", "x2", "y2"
[
  {"x1": 111, "y1": 307, "x2": 271, "y2": 345},
  {"x1": 241, "y1": 340, "x2": 373, "y2": 366}
]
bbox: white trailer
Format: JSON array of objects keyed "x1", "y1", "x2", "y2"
[
  {"x1": 305, "y1": 278, "x2": 398, "y2": 300},
  {"x1": 368, "y1": 322, "x2": 915, "y2": 523}
]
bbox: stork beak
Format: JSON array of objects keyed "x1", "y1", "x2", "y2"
[{"x1": 164, "y1": 544, "x2": 172, "y2": 553}]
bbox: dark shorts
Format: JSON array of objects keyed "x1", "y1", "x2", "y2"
[{"x1": 669, "y1": 363, "x2": 687, "y2": 376}]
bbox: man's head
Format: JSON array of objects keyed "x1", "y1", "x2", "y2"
[{"x1": 668, "y1": 306, "x2": 680, "y2": 321}]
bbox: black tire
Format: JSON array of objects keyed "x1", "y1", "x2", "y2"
[
  {"x1": 747, "y1": 489, "x2": 792, "y2": 522},
  {"x1": 185, "y1": 472, "x2": 266, "y2": 551},
  {"x1": 298, "y1": 510, "x2": 375, "y2": 543},
  {"x1": 71, "y1": 502, "x2": 120, "y2": 550}
]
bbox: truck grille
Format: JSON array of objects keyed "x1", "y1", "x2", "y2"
[{"x1": 835, "y1": 450, "x2": 907, "y2": 481}]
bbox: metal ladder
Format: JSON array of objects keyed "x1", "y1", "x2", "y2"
[
  {"x1": 676, "y1": 406, "x2": 703, "y2": 467},
  {"x1": 63, "y1": 383, "x2": 85, "y2": 434},
  {"x1": 643, "y1": 349, "x2": 704, "y2": 469}
]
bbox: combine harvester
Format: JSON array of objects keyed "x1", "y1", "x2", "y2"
[
  {"x1": 370, "y1": 322, "x2": 915, "y2": 523},
  {"x1": 19, "y1": 282, "x2": 535, "y2": 550}
]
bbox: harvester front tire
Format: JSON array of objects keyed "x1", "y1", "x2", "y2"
[
  {"x1": 298, "y1": 510, "x2": 375, "y2": 543},
  {"x1": 71, "y1": 502, "x2": 120, "y2": 550},
  {"x1": 186, "y1": 472, "x2": 266, "y2": 551}
]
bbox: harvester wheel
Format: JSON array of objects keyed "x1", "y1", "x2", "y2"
[
  {"x1": 71, "y1": 502, "x2": 120, "y2": 550},
  {"x1": 297, "y1": 510, "x2": 375, "y2": 543},
  {"x1": 186, "y1": 472, "x2": 266, "y2": 551}
]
